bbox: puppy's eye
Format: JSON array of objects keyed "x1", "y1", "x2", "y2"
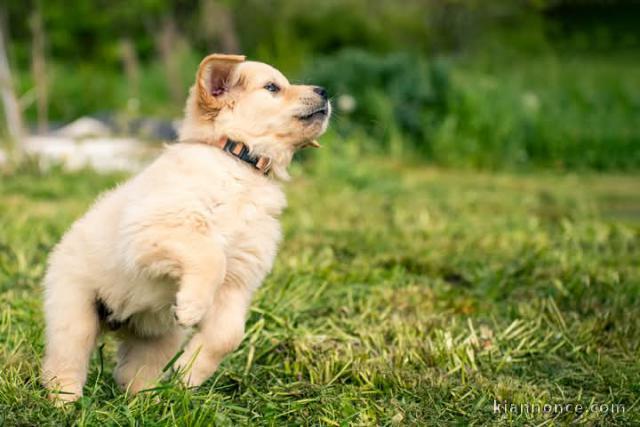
[{"x1": 264, "y1": 82, "x2": 280, "y2": 93}]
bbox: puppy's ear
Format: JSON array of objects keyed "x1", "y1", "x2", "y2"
[{"x1": 196, "y1": 53, "x2": 246, "y2": 114}]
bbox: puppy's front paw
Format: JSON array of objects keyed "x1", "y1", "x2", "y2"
[{"x1": 173, "y1": 292, "x2": 210, "y2": 327}]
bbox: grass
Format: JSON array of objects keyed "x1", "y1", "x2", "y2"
[{"x1": 0, "y1": 152, "x2": 639, "y2": 425}]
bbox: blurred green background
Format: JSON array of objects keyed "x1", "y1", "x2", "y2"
[
  {"x1": 2, "y1": 2, "x2": 640, "y2": 424},
  {"x1": 3, "y1": 0, "x2": 639, "y2": 171}
]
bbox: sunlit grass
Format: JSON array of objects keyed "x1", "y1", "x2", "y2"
[{"x1": 0, "y1": 155, "x2": 638, "y2": 425}]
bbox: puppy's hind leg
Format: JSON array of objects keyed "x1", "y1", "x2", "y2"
[
  {"x1": 114, "y1": 327, "x2": 185, "y2": 395},
  {"x1": 42, "y1": 278, "x2": 100, "y2": 402}
]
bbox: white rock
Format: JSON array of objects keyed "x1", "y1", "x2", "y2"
[
  {"x1": 24, "y1": 135, "x2": 159, "y2": 172},
  {"x1": 54, "y1": 117, "x2": 112, "y2": 138}
]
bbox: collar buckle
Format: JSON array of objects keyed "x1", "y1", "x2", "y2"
[{"x1": 220, "y1": 137, "x2": 271, "y2": 175}]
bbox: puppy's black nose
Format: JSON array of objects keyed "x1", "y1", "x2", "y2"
[{"x1": 314, "y1": 86, "x2": 328, "y2": 101}]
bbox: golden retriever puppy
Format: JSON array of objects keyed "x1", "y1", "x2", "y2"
[{"x1": 41, "y1": 54, "x2": 330, "y2": 402}]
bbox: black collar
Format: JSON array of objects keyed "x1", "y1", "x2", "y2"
[
  {"x1": 184, "y1": 137, "x2": 272, "y2": 175},
  {"x1": 219, "y1": 137, "x2": 272, "y2": 175}
]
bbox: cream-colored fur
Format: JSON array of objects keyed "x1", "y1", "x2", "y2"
[{"x1": 41, "y1": 54, "x2": 330, "y2": 402}]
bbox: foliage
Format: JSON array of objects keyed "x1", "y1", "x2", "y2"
[
  {"x1": 430, "y1": 54, "x2": 640, "y2": 170},
  {"x1": 0, "y1": 153, "x2": 639, "y2": 425},
  {"x1": 2, "y1": 1, "x2": 640, "y2": 170},
  {"x1": 305, "y1": 51, "x2": 640, "y2": 170},
  {"x1": 303, "y1": 50, "x2": 450, "y2": 154},
  {"x1": 15, "y1": 52, "x2": 200, "y2": 122}
]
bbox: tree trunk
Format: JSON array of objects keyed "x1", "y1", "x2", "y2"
[
  {"x1": 29, "y1": 7, "x2": 48, "y2": 133},
  {"x1": 0, "y1": 18, "x2": 24, "y2": 146},
  {"x1": 119, "y1": 37, "x2": 140, "y2": 101},
  {"x1": 199, "y1": 0, "x2": 240, "y2": 53},
  {"x1": 156, "y1": 17, "x2": 184, "y2": 105}
]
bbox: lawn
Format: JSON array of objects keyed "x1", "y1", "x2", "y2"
[{"x1": 0, "y1": 154, "x2": 639, "y2": 425}]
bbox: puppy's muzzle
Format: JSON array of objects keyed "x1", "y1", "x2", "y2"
[
  {"x1": 297, "y1": 86, "x2": 331, "y2": 121},
  {"x1": 298, "y1": 104, "x2": 329, "y2": 121}
]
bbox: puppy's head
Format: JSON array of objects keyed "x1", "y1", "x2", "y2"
[{"x1": 181, "y1": 54, "x2": 331, "y2": 178}]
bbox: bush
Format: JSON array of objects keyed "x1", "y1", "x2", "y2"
[
  {"x1": 16, "y1": 50, "x2": 201, "y2": 124},
  {"x1": 434, "y1": 55, "x2": 640, "y2": 170},
  {"x1": 303, "y1": 49, "x2": 640, "y2": 171},
  {"x1": 302, "y1": 50, "x2": 451, "y2": 156}
]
